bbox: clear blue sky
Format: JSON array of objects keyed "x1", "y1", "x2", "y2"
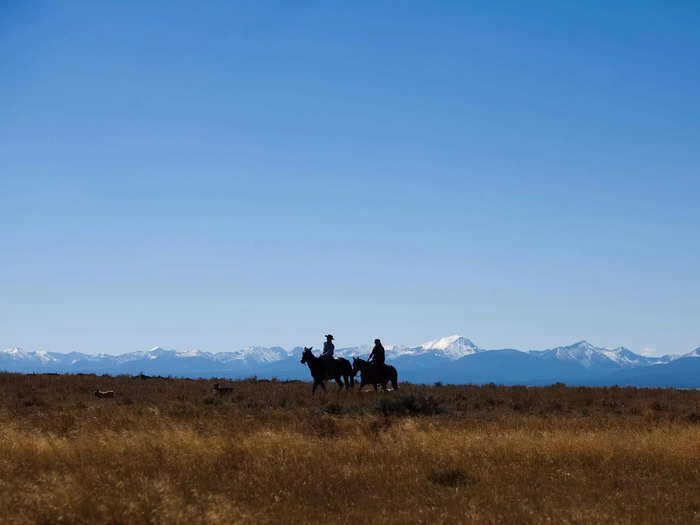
[{"x1": 2, "y1": 1, "x2": 699, "y2": 356}]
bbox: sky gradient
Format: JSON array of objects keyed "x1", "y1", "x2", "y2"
[{"x1": 2, "y1": 1, "x2": 699, "y2": 356}]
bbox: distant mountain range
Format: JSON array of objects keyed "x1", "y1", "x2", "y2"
[{"x1": 2, "y1": 336, "x2": 699, "y2": 388}]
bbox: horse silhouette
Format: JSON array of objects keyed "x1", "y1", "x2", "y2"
[
  {"x1": 352, "y1": 357, "x2": 399, "y2": 391},
  {"x1": 300, "y1": 346, "x2": 354, "y2": 394}
]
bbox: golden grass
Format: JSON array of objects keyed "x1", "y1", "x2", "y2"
[{"x1": 0, "y1": 373, "x2": 698, "y2": 524}]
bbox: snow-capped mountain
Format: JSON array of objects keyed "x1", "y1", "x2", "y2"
[
  {"x1": 0, "y1": 348, "x2": 60, "y2": 365},
  {"x1": 334, "y1": 336, "x2": 480, "y2": 361},
  {"x1": 1, "y1": 337, "x2": 697, "y2": 387},
  {"x1": 417, "y1": 335, "x2": 480, "y2": 359},
  {"x1": 681, "y1": 347, "x2": 700, "y2": 358},
  {"x1": 216, "y1": 346, "x2": 292, "y2": 364},
  {"x1": 530, "y1": 341, "x2": 673, "y2": 369}
]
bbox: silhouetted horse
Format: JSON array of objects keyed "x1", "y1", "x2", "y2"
[
  {"x1": 352, "y1": 357, "x2": 399, "y2": 391},
  {"x1": 300, "y1": 347, "x2": 354, "y2": 394}
]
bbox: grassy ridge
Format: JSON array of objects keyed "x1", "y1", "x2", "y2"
[{"x1": 1, "y1": 373, "x2": 699, "y2": 524}]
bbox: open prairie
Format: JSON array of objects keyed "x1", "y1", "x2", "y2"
[{"x1": 0, "y1": 372, "x2": 699, "y2": 524}]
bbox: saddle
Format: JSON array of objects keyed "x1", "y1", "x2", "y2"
[
  {"x1": 320, "y1": 355, "x2": 339, "y2": 376},
  {"x1": 369, "y1": 361, "x2": 388, "y2": 377}
]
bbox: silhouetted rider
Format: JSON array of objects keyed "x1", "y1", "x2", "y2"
[
  {"x1": 368, "y1": 338, "x2": 385, "y2": 366},
  {"x1": 322, "y1": 334, "x2": 335, "y2": 358}
]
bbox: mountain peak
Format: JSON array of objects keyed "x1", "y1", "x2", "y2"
[
  {"x1": 2, "y1": 347, "x2": 26, "y2": 358},
  {"x1": 420, "y1": 335, "x2": 479, "y2": 359},
  {"x1": 682, "y1": 347, "x2": 700, "y2": 358},
  {"x1": 568, "y1": 340, "x2": 595, "y2": 349}
]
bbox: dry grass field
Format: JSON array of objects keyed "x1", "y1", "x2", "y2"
[{"x1": 0, "y1": 372, "x2": 699, "y2": 524}]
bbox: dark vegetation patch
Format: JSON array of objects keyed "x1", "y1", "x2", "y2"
[
  {"x1": 429, "y1": 467, "x2": 474, "y2": 487},
  {"x1": 322, "y1": 401, "x2": 345, "y2": 415},
  {"x1": 379, "y1": 394, "x2": 442, "y2": 416}
]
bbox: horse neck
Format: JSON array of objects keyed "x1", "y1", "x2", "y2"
[{"x1": 303, "y1": 353, "x2": 319, "y2": 368}]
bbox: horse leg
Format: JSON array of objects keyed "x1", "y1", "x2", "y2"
[
  {"x1": 320, "y1": 381, "x2": 327, "y2": 393},
  {"x1": 336, "y1": 376, "x2": 343, "y2": 391}
]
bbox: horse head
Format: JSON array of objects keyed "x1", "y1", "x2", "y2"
[
  {"x1": 300, "y1": 346, "x2": 313, "y2": 364},
  {"x1": 352, "y1": 357, "x2": 364, "y2": 375}
]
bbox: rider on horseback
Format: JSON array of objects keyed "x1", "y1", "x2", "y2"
[
  {"x1": 322, "y1": 334, "x2": 335, "y2": 360},
  {"x1": 368, "y1": 338, "x2": 385, "y2": 367},
  {"x1": 353, "y1": 338, "x2": 398, "y2": 391}
]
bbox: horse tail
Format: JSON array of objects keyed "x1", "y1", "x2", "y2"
[{"x1": 391, "y1": 366, "x2": 399, "y2": 390}]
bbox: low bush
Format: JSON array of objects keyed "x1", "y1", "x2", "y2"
[{"x1": 379, "y1": 394, "x2": 442, "y2": 416}]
